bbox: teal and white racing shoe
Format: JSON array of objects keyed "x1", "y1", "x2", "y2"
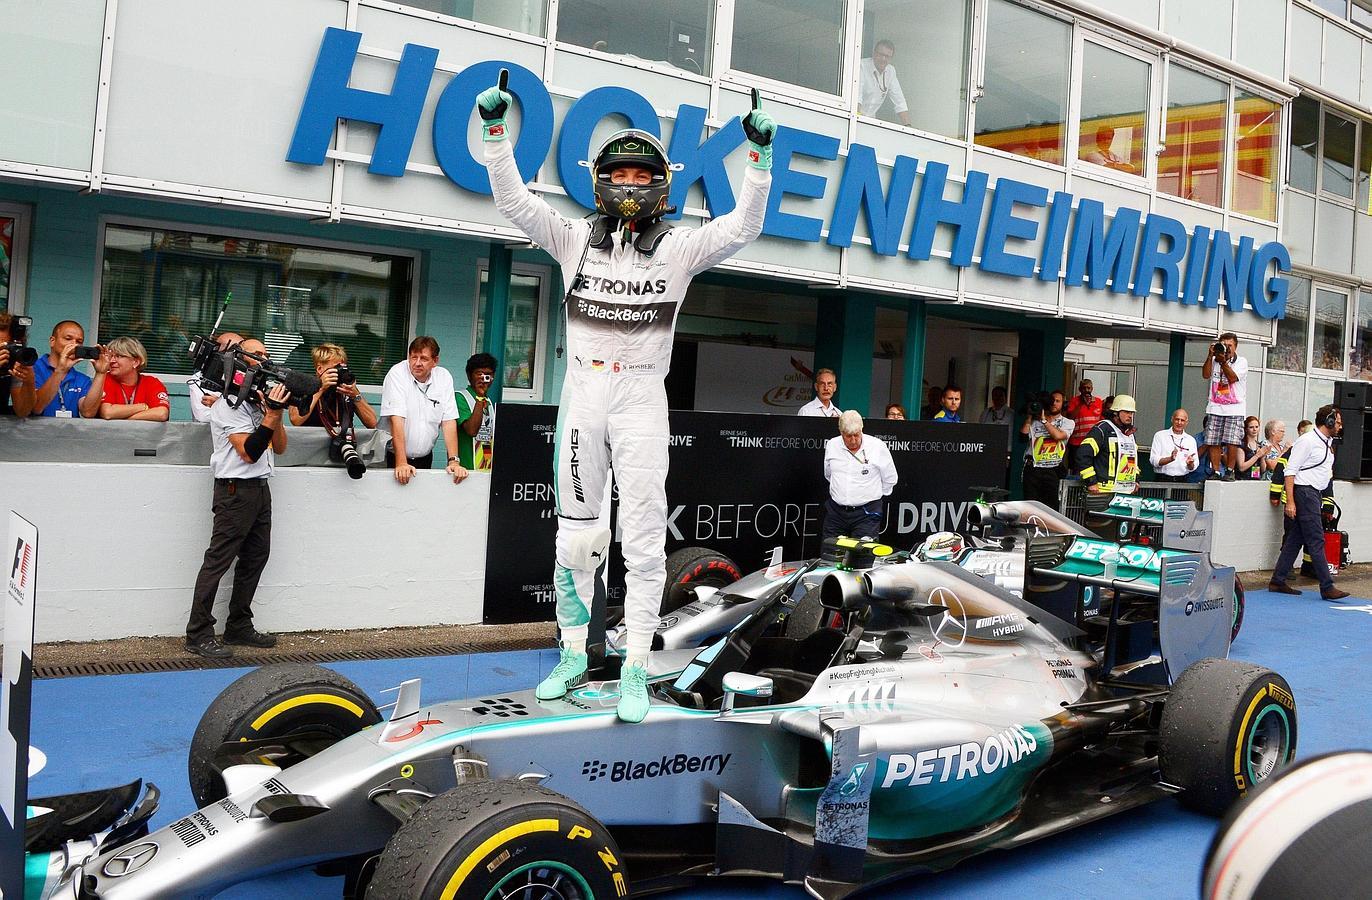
[
  {"x1": 616, "y1": 662, "x2": 650, "y2": 723},
  {"x1": 535, "y1": 646, "x2": 588, "y2": 700}
]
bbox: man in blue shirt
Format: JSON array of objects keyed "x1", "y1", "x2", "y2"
[
  {"x1": 31, "y1": 320, "x2": 99, "y2": 418},
  {"x1": 931, "y1": 385, "x2": 963, "y2": 423}
]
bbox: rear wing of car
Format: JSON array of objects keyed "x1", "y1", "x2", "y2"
[
  {"x1": 1022, "y1": 532, "x2": 1233, "y2": 683},
  {"x1": 1097, "y1": 498, "x2": 1215, "y2": 555}
]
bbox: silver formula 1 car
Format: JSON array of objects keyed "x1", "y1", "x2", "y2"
[
  {"x1": 59, "y1": 518, "x2": 1294, "y2": 900},
  {"x1": 619, "y1": 496, "x2": 1244, "y2": 657}
]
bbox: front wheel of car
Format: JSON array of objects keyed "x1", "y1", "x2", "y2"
[
  {"x1": 663, "y1": 546, "x2": 741, "y2": 616},
  {"x1": 365, "y1": 781, "x2": 626, "y2": 900},
  {"x1": 188, "y1": 663, "x2": 381, "y2": 807},
  {"x1": 1159, "y1": 657, "x2": 1297, "y2": 816}
]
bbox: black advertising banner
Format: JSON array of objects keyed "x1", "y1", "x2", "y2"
[{"x1": 483, "y1": 405, "x2": 1006, "y2": 624}]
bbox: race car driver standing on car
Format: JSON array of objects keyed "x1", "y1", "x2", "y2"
[
  {"x1": 1073, "y1": 393, "x2": 1140, "y2": 507},
  {"x1": 477, "y1": 79, "x2": 776, "y2": 722}
]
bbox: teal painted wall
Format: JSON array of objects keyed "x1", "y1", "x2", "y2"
[{"x1": 0, "y1": 183, "x2": 565, "y2": 418}]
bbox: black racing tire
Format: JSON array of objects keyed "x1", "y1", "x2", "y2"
[
  {"x1": 365, "y1": 780, "x2": 626, "y2": 900},
  {"x1": 783, "y1": 585, "x2": 828, "y2": 639},
  {"x1": 1231, "y1": 576, "x2": 1246, "y2": 643},
  {"x1": 663, "y1": 547, "x2": 742, "y2": 616},
  {"x1": 1160, "y1": 657, "x2": 1297, "y2": 816},
  {"x1": 188, "y1": 663, "x2": 381, "y2": 808}
]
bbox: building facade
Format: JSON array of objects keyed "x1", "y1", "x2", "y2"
[{"x1": 0, "y1": 0, "x2": 1365, "y2": 439}]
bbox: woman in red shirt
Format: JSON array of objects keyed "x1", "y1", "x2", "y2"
[{"x1": 95, "y1": 336, "x2": 171, "y2": 421}]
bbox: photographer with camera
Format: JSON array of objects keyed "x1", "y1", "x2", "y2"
[
  {"x1": 189, "y1": 331, "x2": 243, "y2": 423},
  {"x1": 0, "y1": 312, "x2": 37, "y2": 417},
  {"x1": 31, "y1": 319, "x2": 102, "y2": 418},
  {"x1": 1201, "y1": 332, "x2": 1248, "y2": 481},
  {"x1": 290, "y1": 343, "x2": 378, "y2": 479},
  {"x1": 1019, "y1": 389, "x2": 1073, "y2": 508},
  {"x1": 185, "y1": 337, "x2": 292, "y2": 659},
  {"x1": 456, "y1": 352, "x2": 497, "y2": 472}
]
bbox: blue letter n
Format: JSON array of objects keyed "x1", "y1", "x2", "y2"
[{"x1": 287, "y1": 27, "x2": 438, "y2": 177}]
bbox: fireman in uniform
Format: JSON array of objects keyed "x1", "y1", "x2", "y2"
[{"x1": 1074, "y1": 394, "x2": 1140, "y2": 498}]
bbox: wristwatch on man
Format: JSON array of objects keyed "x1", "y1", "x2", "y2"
[{"x1": 448, "y1": 455, "x2": 459, "y2": 463}]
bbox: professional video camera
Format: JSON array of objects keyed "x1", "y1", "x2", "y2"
[
  {"x1": 0, "y1": 314, "x2": 38, "y2": 376},
  {"x1": 186, "y1": 334, "x2": 319, "y2": 415},
  {"x1": 1026, "y1": 390, "x2": 1053, "y2": 418}
]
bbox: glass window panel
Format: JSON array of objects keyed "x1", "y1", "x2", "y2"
[
  {"x1": 557, "y1": 0, "x2": 712, "y2": 74},
  {"x1": 1077, "y1": 43, "x2": 1150, "y2": 175},
  {"x1": 1353, "y1": 290, "x2": 1372, "y2": 379},
  {"x1": 1306, "y1": 378, "x2": 1339, "y2": 419},
  {"x1": 1266, "y1": 276, "x2": 1310, "y2": 371},
  {"x1": 1313, "y1": 288, "x2": 1348, "y2": 371},
  {"x1": 476, "y1": 271, "x2": 543, "y2": 392},
  {"x1": 975, "y1": 0, "x2": 1072, "y2": 165},
  {"x1": 1236, "y1": 0, "x2": 1286, "y2": 80},
  {"x1": 1231, "y1": 90, "x2": 1281, "y2": 220},
  {"x1": 1159, "y1": 66, "x2": 1227, "y2": 206},
  {"x1": 1164, "y1": 0, "x2": 1234, "y2": 58},
  {"x1": 1289, "y1": 95, "x2": 1320, "y2": 193},
  {"x1": 401, "y1": 0, "x2": 547, "y2": 36},
  {"x1": 856, "y1": 0, "x2": 970, "y2": 137},
  {"x1": 731, "y1": 0, "x2": 845, "y2": 95},
  {"x1": 1355, "y1": 0, "x2": 1372, "y2": 30},
  {"x1": 1263, "y1": 371, "x2": 1306, "y2": 429},
  {"x1": 0, "y1": 216, "x2": 12, "y2": 311},
  {"x1": 1312, "y1": 0, "x2": 1348, "y2": 12},
  {"x1": 1358, "y1": 116, "x2": 1372, "y2": 214},
  {"x1": 1322, "y1": 111, "x2": 1357, "y2": 199},
  {"x1": 98, "y1": 225, "x2": 412, "y2": 382}
]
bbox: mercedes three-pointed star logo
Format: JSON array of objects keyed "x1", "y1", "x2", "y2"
[{"x1": 102, "y1": 841, "x2": 158, "y2": 877}]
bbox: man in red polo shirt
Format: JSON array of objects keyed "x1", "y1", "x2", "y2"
[{"x1": 1064, "y1": 378, "x2": 1103, "y2": 472}]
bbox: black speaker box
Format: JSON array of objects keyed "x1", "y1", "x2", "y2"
[
  {"x1": 1334, "y1": 413, "x2": 1371, "y2": 481},
  {"x1": 1335, "y1": 380, "x2": 1372, "y2": 410}
]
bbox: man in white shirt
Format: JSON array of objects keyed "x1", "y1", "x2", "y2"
[
  {"x1": 1202, "y1": 332, "x2": 1249, "y2": 481},
  {"x1": 379, "y1": 336, "x2": 469, "y2": 486},
  {"x1": 1020, "y1": 390, "x2": 1073, "y2": 508},
  {"x1": 188, "y1": 332, "x2": 243, "y2": 423},
  {"x1": 798, "y1": 368, "x2": 842, "y2": 417},
  {"x1": 1268, "y1": 404, "x2": 1349, "y2": 600},
  {"x1": 186, "y1": 338, "x2": 290, "y2": 659},
  {"x1": 857, "y1": 40, "x2": 910, "y2": 126},
  {"x1": 1149, "y1": 408, "x2": 1199, "y2": 482},
  {"x1": 822, "y1": 410, "x2": 898, "y2": 539}
]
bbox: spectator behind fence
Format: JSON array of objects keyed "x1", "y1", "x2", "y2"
[
  {"x1": 931, "y1": 385, "x2": 963, "y2": 423},
  {"x1": 379, "y1": 336, "x2": 468, "y2": 486},
  {"x1": 0, "y1": 312, "x2": 36, "y2": 417},
  {"x1": 1021, "y1": 390, "x2": 1073, "y2": 508},
  {"x1": 920, "y1": 385, "x2": 943, "y2": 420},
  {"x1": 822, "y1": 410, "x2": 898, "y2": 540},
  {"x1": 798, "y1": 368, "x2": 841, "y2": 417},
  {"x1": 189, "y1": 332, "x2": 244, "y2": 423},
  {"x1": 93, "y1": 337, "x2": 170, "y2": 421},
  {"x1": 290, "y1": 343, "x2": 379, "y2": 430},
  {"x1": 1236, "y1": 415, "x2": 1269, "y2": 480},
  {"x1": 1149, "y1": 409, "x2": 1198, "y2": 482},
  {"x1": 1264, "y1": 420, "x2": 1289, "y2": 472},
  {"x1": 1065, "y1": 379, "x2": 1103, "y2": 466},
  {"x1": 1202, "y1": 332, "x2": 1249, "y2": 480},
  {"x1": 31, "y1": 319, "x2": 99, "y2": 418},
  {"x1": 981, "y1": 385, "x2": 1013, "y2": 451},
  {"x1": 858, "y1": 39, "x2": 911, "y2": 126},
  {"x1": 185, "y1": 338, "x2": 290, "y2": 659},
  {"x1": 456, "y1": 352, "x2": 498, "y2": 471},
  {"x1": 885, "y1": 403, "x2": 906, "y2": 420},
  {"x1": 1297, "y1": 419, "x2": 1313, "y2": 436}
]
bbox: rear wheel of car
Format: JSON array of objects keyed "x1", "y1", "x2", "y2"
[
  {"x1": 365, "y1": 780, "x2": 626, "y2": 900},
  {"x1": 1231, "y1": 576, "x2": 1246, "y2": 642},
  {"x1": 188, "y1": 663, "x2": 381, "y2": 807},
  {"x1": 1160, "y1": 657, "x2": 1297, "y2": 816},
  {"x1": 663, "y1": 547, "x2": 741, "y2": 616}
]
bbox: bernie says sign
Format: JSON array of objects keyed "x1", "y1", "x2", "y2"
[{"x1": 287, "y1": 27, "x2": 1291, "y2": 320}]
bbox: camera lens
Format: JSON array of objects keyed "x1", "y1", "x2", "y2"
[
  {"x1": 335, "y1": 364, "x2": 356, "y2": 386},
  {"x1": 340, "y1": 439, "x2": 366, "y2": 479}
]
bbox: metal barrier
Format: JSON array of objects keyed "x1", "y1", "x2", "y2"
[{"x1": 1057, "y1": 478, "x2": 1205, "y2": 529}]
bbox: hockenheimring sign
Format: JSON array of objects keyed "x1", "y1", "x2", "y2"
[{"x1": 287, "y1": 28, "x2": 1292, "y2": 322}]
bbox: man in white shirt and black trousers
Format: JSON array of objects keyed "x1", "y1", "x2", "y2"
[
  {"x1": 822, "y1": 410, "x2": 898, "y2": 540},
  {"x1": 379, "y1": 335, "x2": 469, "y2": 486},
  {"x1": 1268, "y1": 403, "x2": 1350, "y2": 600},
  {"x1": 185, "y1": 338, "x2": 291, "y2": 659}
]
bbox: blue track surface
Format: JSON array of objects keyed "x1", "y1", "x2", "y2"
[{"x1": 29, "y1": 586, "x2": 1372, "y2": 898}]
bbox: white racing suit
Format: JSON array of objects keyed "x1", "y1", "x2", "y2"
[{"x1": 485, "y1": 138, "x2": 770, "y2": 649}]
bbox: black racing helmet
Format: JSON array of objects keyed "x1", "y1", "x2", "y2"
[{"x1": 591, "y1": 128, "x2": 672, "y2": 221}]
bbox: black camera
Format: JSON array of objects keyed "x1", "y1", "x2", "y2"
[
  {"x1": 74, "y1": 345, "x2": 102, "y2": 360},
  {"x1": 0, "y1": 315, "x2": 36, "y2": 376},
  {"x1": 186, "y1": 334, "x2": 319, "y2": 414},
  {"x1": 1212, "y1": 341, "x2": 1227, "y2": 357},
  {"x1": 334, "y1": 363, "x2": 356, "y2": 386},
  {"x1": 1026, "y1": 391, "x2": 1052, "y2": 418},
  {"x1": 335, "y1": 436, "x2": 366, "y2": 479}
]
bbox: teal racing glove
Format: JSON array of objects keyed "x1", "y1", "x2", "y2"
[
  {"x1": 742, "y1": 108, "x2": 777, "y2": 170},
  {"x1": 476, "y1": 84, "x2": 511, "y2": 142}
]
